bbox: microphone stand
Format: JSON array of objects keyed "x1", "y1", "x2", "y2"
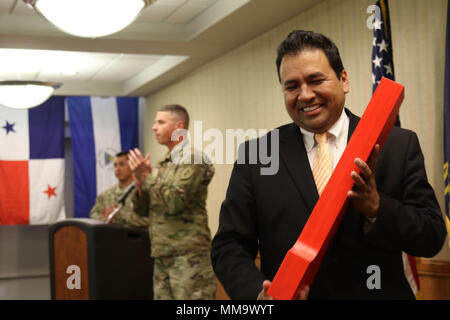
[
  {"x1": 106, "y1": 203, "x2": 123, "y2": 224},
  {"x1": 105, "y1": 182, "x2": 136, "y2": 224}
]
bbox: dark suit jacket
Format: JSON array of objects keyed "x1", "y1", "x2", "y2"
[{"x1": 211, "y1": 109, "x2": 447, "y2": 300}]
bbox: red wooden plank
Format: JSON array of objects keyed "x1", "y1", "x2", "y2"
[{"x1": 267, "y1": 77, "x2": 405, "y2": 300}]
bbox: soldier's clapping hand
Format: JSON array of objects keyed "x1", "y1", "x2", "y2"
[{"x1": 128, "y1": 148, "x2": 152, "y2": 191}]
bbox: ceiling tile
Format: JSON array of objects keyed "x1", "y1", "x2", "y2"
[
  {"x1": 91, "y1": 56, "x2": 163, "y2": 82},
  {"x1": 37, "y1": 71, "x2": 84, "y2": 82},
  {"x1": 0, "y1": 71, "x2": 39, "y2": 81},
  {"x1": 185, "y1": 0, "x2": 218, "y2": 5},
  {"x1": 140, "y1": 3, "x2": 180, "y2": 22},
  {"x1": 0, "y1": 49, "x2": 164, "y2": 85},
  {"x1": 155, "y1": 0, "x2": 186, "y2": 5},
  {"x1": 164, "y1": 5, "x2": 208, "y2": 24}
]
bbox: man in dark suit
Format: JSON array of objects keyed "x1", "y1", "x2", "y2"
[{"x1": 211, "y1": 30, "x2": 447, "y2": 300}]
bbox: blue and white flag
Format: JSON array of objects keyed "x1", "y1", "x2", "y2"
[
  {"x1": 67, "y1": 96, "x2": 139, "y2": 218},
  {"x1": 0, "y1": 97, "x2": 66, "y2": 224}
]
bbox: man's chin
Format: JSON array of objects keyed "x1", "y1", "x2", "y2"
[{"x1": 296, "y1": 120, "x2": 329, "y2": 133}]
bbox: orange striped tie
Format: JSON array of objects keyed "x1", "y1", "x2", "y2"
[{"x1": 312, "y1": 132, "x2": 333, "y2": 196}]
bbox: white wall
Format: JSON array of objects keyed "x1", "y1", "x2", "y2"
[{"x1": 0, "y1": 225, "x2": 50, "y2": 300}]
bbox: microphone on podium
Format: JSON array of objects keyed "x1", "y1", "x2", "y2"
[
  {"x1": 106, "y1": 182, "x2": 136, "y2": 224},
  {"x1": 118, "y1": 181, "x2": 136, "y2": 204}
]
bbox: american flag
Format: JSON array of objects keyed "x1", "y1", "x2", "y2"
[{"x1": 371, "y1": 0, "x2": 400, "y2": 126}]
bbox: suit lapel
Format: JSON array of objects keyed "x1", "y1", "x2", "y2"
[
  {"x1": 345, "y1": 108, "x2": 360, "y2": 141},
  {"x1": 279, "y1": 123, "x2": 318, "y2": 213}
]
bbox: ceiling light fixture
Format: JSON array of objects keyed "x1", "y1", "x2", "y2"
[
  {"x1": 0, "y1": 81, "x2": 62, "y2": 109},
  {"x1": 24, "y1": 0, "x2": 155, "y2": 38}
]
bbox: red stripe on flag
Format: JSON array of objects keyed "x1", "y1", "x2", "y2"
[
  {"x1": 0, "y1": 161, "x2": 29, "y2": 224},
  {"x1": 408, "y1": 254, "x2": 420, "y2": 291}
]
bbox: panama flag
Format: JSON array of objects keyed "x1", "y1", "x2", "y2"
[
  {"x1": 67, "y1": 96, "x2": 139, "y2": 218},
  {"x1": 0, "y1": 97, "x2": 66, "y2": 224}
]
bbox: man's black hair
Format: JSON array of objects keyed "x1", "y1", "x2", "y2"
[
  {"x1": 276, "y1": 30, "x2": 345, "y2": 82},
  {"x1": 115, "y1": 151, "x2": 129, "y2": 157}
]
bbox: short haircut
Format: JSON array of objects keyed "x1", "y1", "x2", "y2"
[
  {"x1": 159, "y1": 104, "x2": 190, "y2": 129},
  {"x1": 276, "y1": 30, "x2": 345, "y2": 82},
  {"x1": 115, "y1": 151, "x2": 129, "y2": 158}
]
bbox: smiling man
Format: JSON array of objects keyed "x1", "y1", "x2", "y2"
[
  {"x1": 211, "y1": 30, "x2": 446, "y2": 300},
  {"x1": 280, "y1": 49, "x2": 349, "y2": 134}
]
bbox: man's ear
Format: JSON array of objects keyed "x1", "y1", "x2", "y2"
[
  {"x1": 176, "y1": 120, "x2": 185, "y2": 129},
  {"x1": 340, "y1": 69, "x2": 350, "y2": 94}
]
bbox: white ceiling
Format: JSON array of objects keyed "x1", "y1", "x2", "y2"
[{"x1": 0, "y1": 0, "x2": 324, "y2": 97}]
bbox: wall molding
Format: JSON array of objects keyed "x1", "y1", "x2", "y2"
[
  {"x1": 417, "y1": 258, "x2": 450, "y2": 278},
  {"x1": 416, "y1": 258, "x2": 450, "y2": 300}
]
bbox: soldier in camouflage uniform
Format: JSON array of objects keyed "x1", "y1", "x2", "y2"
[
  {"x1": 90, "y1": 151, "x2": 149, "y2": 228},
  {"x1": 129, "y1": 104, "x2": 217, "y2": 300}
]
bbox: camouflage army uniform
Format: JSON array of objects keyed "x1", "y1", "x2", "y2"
[
  {"x1": 133, "y1": 144, "x2": 216, "y2": 300},
  {"x1": 90, "y1": 183, "x2": 150, "y2": 228}
]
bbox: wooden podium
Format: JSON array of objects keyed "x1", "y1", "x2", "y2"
[{"x1": 49, "y1": 218, "x2": 154, "y2": 300}]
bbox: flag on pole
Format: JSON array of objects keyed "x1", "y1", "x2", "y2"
[
  {"x1": 371, "y1": 0, "x2": 399, "y2": 126},
  {"x1": 0, "y1": 97, "x2": 66, "y2": 224},
  {"x1": 443, "y1": 0, "x2": 450, "y2": 247},
  {"x1": 67, "y1": 96, "x2": 139, "y2": 218},
  {"x1": 371, "y1": 0, "x2": 419, "y2": 295},
  {"x1": 371, "y1": 0, "x2": 395, "y2": 84}
]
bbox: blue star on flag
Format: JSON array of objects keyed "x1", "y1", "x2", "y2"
[{"x1": 2, "y1": 120, "x2": 15, "y2": 135}]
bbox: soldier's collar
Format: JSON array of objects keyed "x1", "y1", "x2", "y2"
[
  {"x1": 164, "y1": 138, "x2": 191, "y2": 164},
  {"x1": 162, "y1": 151, "x2": 172, "y2": 163}
]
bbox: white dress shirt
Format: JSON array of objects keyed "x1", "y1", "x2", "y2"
[
  {"x1": 299, "y1": 108, "x2": 349, "y2": 171},
  {"x1": 299, "y1": 109, "x2": 376, "y2": 230}
]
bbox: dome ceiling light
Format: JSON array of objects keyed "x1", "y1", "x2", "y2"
[
  {"x1": 24, "y1": 0, "x2": 155, "y2": 38},
  {"x1": 0, "y1": 80, "x2": 62, "y2": 109}
]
